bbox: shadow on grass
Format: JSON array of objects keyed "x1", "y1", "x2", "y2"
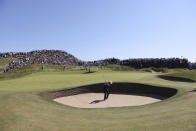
[
  {"x1": 158, "y1": 75, "x2": 195, "y2": 83},
  {"x1": 45, "y1": 82, "x2": 177, "y2": 100}
]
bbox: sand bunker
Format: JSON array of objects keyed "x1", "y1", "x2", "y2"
[
  {"x1": 46, "y1": 83, "x2": 177, "y2": 108},
  {"x1": 54, "y1": 93, "x2": 163, "y2": 108}
]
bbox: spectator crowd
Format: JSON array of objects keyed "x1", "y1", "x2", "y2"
[
  {"x1": 189, "y1": 62, "x2": 196, "y2": 69},
  {"x1": 85, "y1": 58, "x2": 190, "y2": 69},
  {"x1": 0, "y1": 50, "x2": 81, "y2": 72},
  {"x1": 120, "y1": 58, "x2": 189, "y2": 68},
  {"x1": 0, "y1": 50, "x2": 194, "y2": 73}
]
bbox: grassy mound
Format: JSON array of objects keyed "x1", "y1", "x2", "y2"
[
  {"x1": 159, "y1": 69, "x2": 196, "y2": 82},
  {"x1": 141, "y1": 67, "x2": 168, "y2": 73},
  {"x1": 105, "y1": 64, "x2": 134, "y2": 71}
]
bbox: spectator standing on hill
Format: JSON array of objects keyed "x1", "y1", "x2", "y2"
[
  {"x1": 3, "y1": 67, "x2": 6, "y2": 73},
  {"x1": 41, "y1": 65, "x2": 44, "y2": 71}
]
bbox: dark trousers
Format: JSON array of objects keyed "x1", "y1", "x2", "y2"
[{"x1": 104, "y1": 89, "x2": 109, "y2": 100}]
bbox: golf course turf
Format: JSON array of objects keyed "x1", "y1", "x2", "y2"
[{"x1": 0, "y1": 65, "x2": 196, "y2": 131}]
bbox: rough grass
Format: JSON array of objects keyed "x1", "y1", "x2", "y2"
[{"x1": 0, "y1": 65, "x2": 196, "y2": 131}]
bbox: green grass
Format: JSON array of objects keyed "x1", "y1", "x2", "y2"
[
  {"x1": 161, "y1": 69, "x2": 196, "y2": 81},
  {"x1": 0, "y1": 64, "x2": 90, "y2": 80},
  {"x1": 105, "y1": 64, "x2": 135, "y2": 71},
  {"x1": 0, "y1": 65, "x2": 196, "y2": 131},
  {"x1": 0, "y1": 57, "x2": 17, "y2": 73},
  {"x1": 141, "y1": 67, "x2": 169, "y2": 73}
]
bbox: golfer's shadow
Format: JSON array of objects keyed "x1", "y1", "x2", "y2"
[{"x1": 90, "y1": 99, "x2": 105, "y2": 104}]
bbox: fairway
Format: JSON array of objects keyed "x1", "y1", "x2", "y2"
[{"x1": 0, "y1": 70, "x2": 196, "y2": 131}]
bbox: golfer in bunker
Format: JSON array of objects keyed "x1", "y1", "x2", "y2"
[{"x1": 104, "y1": 81, "x2": 112, "y2": 100}]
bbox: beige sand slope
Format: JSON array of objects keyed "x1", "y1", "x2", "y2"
[{"x1": 54, "y1": 93, "x2": 162, "y2": 108}]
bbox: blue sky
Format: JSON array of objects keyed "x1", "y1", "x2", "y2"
[{"x1": 0, "y1": 0, "x2": 196, "y2": 62}]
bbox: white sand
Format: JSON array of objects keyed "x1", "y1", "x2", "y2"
[{"x1": 53, "y1": 93, "x2": 162, "y2": 108}]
